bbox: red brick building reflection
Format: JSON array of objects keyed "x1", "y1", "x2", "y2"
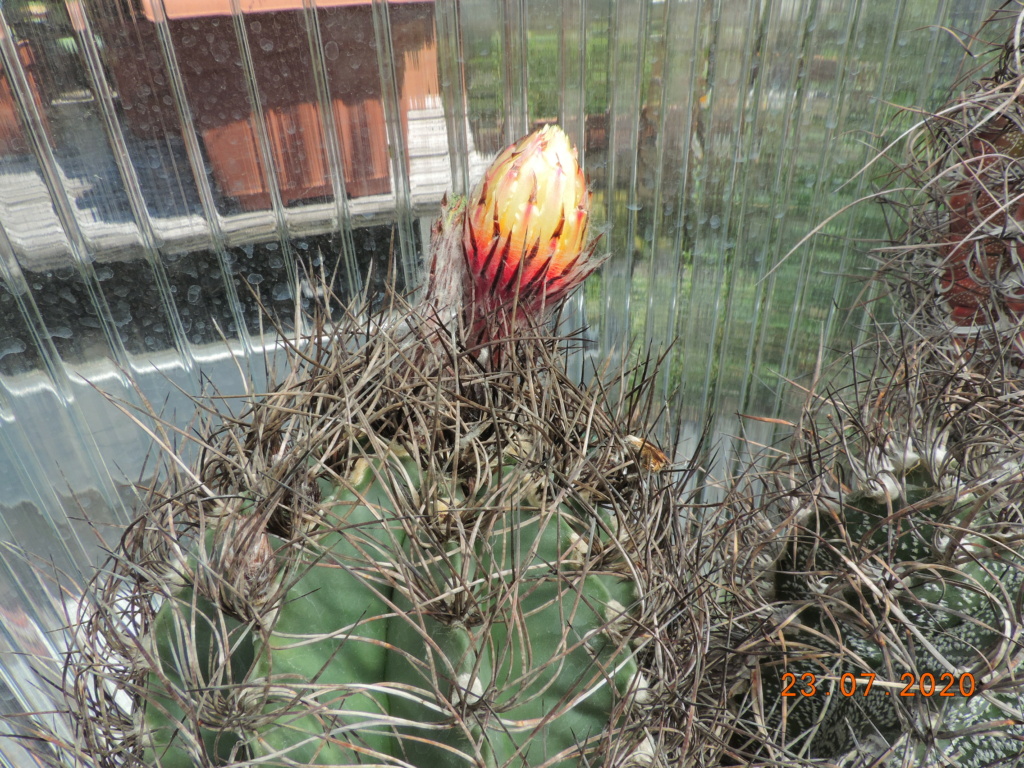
[
  {"x1": 102, "y1": 0, "x2": 439, "y2": 210},
  {"x1": 0, "y1": 41, "x2": 52, "y2": 156}
]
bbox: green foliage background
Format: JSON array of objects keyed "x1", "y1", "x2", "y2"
[{"x1": 458, "y1": 0, "x2": 1005, "y2": 458}]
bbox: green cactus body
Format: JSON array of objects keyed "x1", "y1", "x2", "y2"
[
  {"x1": 246, "y1": 454, "x2": 415, "y2": 764},
  {"x1": 143, "y1": 587, "x2": 252, "y2": 767},
  {"x1": 143, "y1": 510, "x2": 265, "y2": 768},
  {"x1": 142, "y1": 445, "x2": 643, "y2": 767},
  {"x1": 386, "y1": 500, "x2": 638, "y2": 768},
  {"x1": 483, "y1": 512, "x2": 638, "y2": 767}
]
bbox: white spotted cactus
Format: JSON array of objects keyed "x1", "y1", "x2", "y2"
[
  {"x1": 721, "y1": 22, "x2": 1024, "y2": 765},
  {"x1": 746, "y1": 357, "x2": 1024, "y2": 765}
]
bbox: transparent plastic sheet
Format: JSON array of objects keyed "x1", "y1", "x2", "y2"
[{"x1": 0, "y1": 0, "x2": 1012, "y2": 763}]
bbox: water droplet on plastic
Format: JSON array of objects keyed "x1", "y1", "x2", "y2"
[
  {"x1": 248, "y1": 273, "x2": 264, "y2": 285},
  {"x1": 187, "y1": 285, "x2": 202, "y2": 303},
  {"x1": 709, "y1": 215, "x2": 721, "y2": 229},
  {"x1": 0, "y1": 337, "x2": 26, "y2": 360},
  {"x1": 260, "y1": 39, "x2": 274, "y2": 52},
  {"x1": 272, "y1": 283, "x2": 291, "y2": 301}
]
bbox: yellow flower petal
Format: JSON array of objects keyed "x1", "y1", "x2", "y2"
[{"x1": 462, "y1": 125, "x2": 597, "y2": 317}]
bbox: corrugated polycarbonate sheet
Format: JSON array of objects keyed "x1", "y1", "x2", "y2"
[{"x1": 0, "y1": 1, "x2": 1011, "y2": 761}]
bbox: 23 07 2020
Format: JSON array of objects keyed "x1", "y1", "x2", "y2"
[{"x1": 780, "y1": 672, "x2": 976, "y2": 698}]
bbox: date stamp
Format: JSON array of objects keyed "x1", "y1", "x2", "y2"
[{"x1": 781, "y1": 672, "x2": 976, "y2": 698}]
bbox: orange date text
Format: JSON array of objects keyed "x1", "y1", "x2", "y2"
[{"x1": 780, "y1": 672, "x2": 975, "y2": 698}]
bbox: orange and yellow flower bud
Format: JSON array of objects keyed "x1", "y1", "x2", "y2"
[{"x1": 463, "y1": 125, "x2": 597, "y2": 318}]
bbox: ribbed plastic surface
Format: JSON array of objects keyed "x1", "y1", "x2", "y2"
[{"x1": 0, "y1": 1, "x2": 1008, "y2": 763}]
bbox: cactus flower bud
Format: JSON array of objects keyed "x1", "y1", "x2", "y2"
[{"x1": 463, "y1": 125, "x2": 598, "y2": 319}]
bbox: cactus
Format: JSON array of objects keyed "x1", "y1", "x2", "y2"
[
  {"x1": 132, "y1": 426, "x2": 648, "y2": 768},
  {"x1": 62, "y1": 126, "x2": 699, "y2": 768},
  {"x1": 718, "y1": 20, "x2": 1024, "y2": 767},
  {"x1": 738, "y1": 348, "x2": 1024, "y2": 765}
]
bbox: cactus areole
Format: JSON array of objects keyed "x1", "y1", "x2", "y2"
[{"x1": 69, "y1": 126, "x2": 679, "y2": 768}]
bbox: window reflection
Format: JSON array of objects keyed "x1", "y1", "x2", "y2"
[
  {"x1": 0, "y1": 41, "x2": 50, "y2": 156},
  {"x1": 0, "y1": 0, "x2": 459, "y2": 378},
  {"x1": 98, "y1": 0, "x2": 441, "y2": 212}
]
